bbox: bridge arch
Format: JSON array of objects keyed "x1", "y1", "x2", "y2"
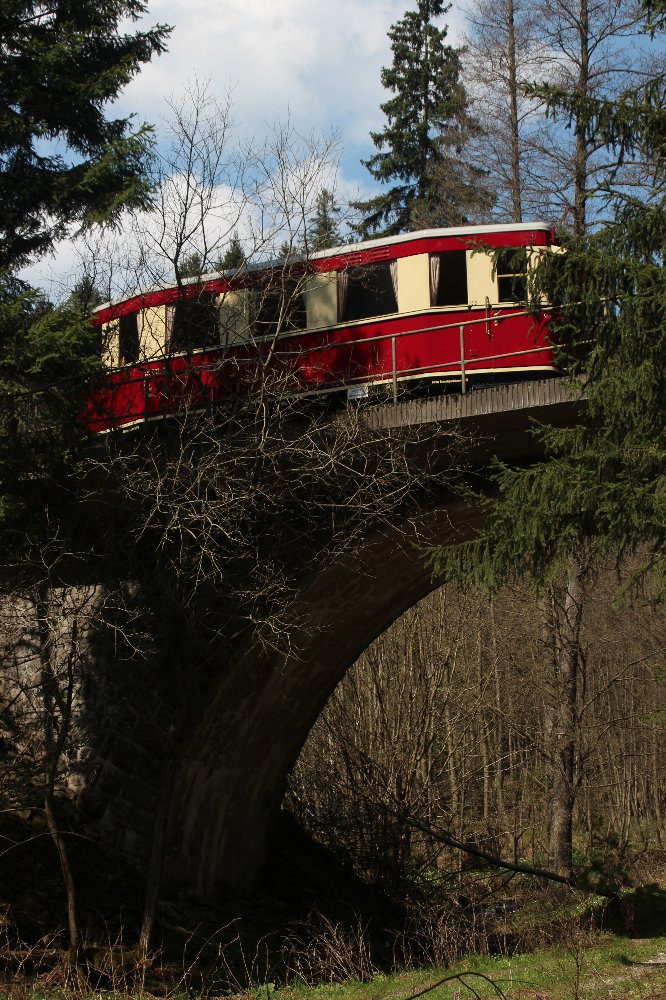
[
  {"x1": 85, "y1": 379, "x2": 583, "y2": 898},
  {"x1": 162, "y1": 500, "x2": 483, "y2": 897}
]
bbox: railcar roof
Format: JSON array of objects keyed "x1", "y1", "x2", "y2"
[
  {"x1": 93, "y1": 221, "x2": 551, "y2": 316},
  {"x1": 311, "y1": 221, "x2": 550, "y2": 261}
]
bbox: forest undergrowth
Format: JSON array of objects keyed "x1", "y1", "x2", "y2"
[
  {"x1": 0, "y1": 801, "x2": 664, "y2": 998},
  {"x1": 1, "y1": 569, "x2": 664, "y2": 996}
]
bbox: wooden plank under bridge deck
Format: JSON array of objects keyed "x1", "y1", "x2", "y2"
[{"x1": 364, "y1": 376, "x2": 587, "y2": 430}]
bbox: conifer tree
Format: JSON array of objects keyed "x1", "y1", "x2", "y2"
[
  {"x1": 308, "y1": 189, "x2": 342, "y2": 250},
  {"x1": 177, "y1": 250, "x2": 205, "y2": 279},
  {"x1": 217, "y1": 232, "x2": 246, "y2": 271},
  {"x1": 431, "y1": 5, "x2": 665, "y2": 590},
  {"x1": 0, "y1": 1, "x2": 170, "y2": 548},
  {"x1": 63, "y1": 275, "x2": 105, "y2": 317},
  {"x1": 353, "y1": 0, "x2": 492, "y2": 237},
  {"x1": 0, "y1": 1, "x2": 171, "y2": 270},
  {"x1": 0, "y1": 5, "x2": 170, "y2": 957}
]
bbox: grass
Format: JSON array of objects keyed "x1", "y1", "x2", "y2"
[
  {"x1": 1, "y1": 933, "x2": 664, "y2": 999},
  {"x1": 275, "y1": 935, "x2": 666, "y2": 1000}
]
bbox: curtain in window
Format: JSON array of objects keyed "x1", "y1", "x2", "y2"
[
  {"x1": 429, "y1": 254, "x2": 441, "y2": 307},
  {"x1": 389, "y1": 260, "x2": 399, "y2": 305},
  {"x1": 337, "y1": 269, "x2": 348, "y2": 321},
  {"x1": 165, "y1": 303, "x2": 175, "y2": 351}
]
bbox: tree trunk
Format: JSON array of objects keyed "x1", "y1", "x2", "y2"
[
  {"x1": 44, "y1": 790, "x2": 80, "y2": 967},
  {"x1": 548, "y1": 559, "x2": 585, "y2": 878},
  {"x1": 507, "y1": 0, "x2": 523, "y2": 222},
  {"x1": 35, "y1": 584, "x2": 81, "y2": 968},
  {"x1": 139, "y1": 762, "x2": 173, "y2": 957},
  {"x1": 573, "y1": 0, "x2": 590, "y2": 236}
]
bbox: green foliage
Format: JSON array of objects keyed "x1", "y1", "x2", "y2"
[
  {"x1": 353, "y1": 0, "x2": 492, "y2": 237},
  {"x1": 216, "y1": 231, "x2": 246, "y2": 271},
  {"x1": 177, "y1": 250, "x2": 205, "y2": 279},
  {"x1": 181, "y1": 236, "x2": 248, "y2": 278},
  {"x1": 0, "y1": 273, "x2": 104, "y2": 553},
  {"x1": 278, "y1": 240, "x2": 297, "y2": 261},
  {"x1": 506, "y1": 891, "x2": 607, "y2": 932},
  {"x1": 63, "y1": 274, "x2": 105, "y2": 316},
  {"x1": 0, "y1": 0, "x2": 171, "y2": 269},
  {"x1": 274, "y1": 935, "x2": 666, "y2": 999},
  {"x1": 429, "y1": 9, "x2": 666, "y2": 595},
  {"x1": 0, "y1": 1, "x2": 170, "y2": 557},
  {"x1": 308, "y1": 189, "x2": 342, "y2": 251}
]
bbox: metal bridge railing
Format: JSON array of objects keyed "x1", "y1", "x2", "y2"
[{"x1": 90, "y1": 304, "x2": 559, "y2": 430}]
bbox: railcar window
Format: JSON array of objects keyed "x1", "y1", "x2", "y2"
[
  {"x1": 253, "y1": 276, "x2": 307, "y2": 337},
  {"x1": 169, "y1": 293, "x2": 220, "y2": 352},
  {"x1": 338, "y1": 262, "x2": 398, "y2": 322},
  {"x1": 118, "y1": 312, "x2": 140, "y2": 364},
  {"x1": 431, "y1": 251, "x2": 468, "y2": 306},
  {"x1": 497, "y1": 249, "x2": 527, "y2": 303}
]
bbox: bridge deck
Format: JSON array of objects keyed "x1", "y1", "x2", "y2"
[{"x1": 365, "y1": 376, "x2": 586, "y2": 429}]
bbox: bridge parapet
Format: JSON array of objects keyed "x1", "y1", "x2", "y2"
[{"x1": 365, "y1": 376, "x2": 585, "y2": 429}]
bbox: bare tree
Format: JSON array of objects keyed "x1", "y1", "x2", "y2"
[
  {"x1": 464, "y1": 0, "x2": 660, "y2": 232},
  {"x1": 540, "y1": 557, "x2": 588, "y2": 877},
  {"x1": 537, "y1": 0, "x2": 657, "y2": 235},
  {"x1": 287, "y1": 560, "x2": 665, "y2": 897},
  {"x1": 137, "y1": 79, "x2": 248, "y2": 290},
  {"x1": 1, "y1": 567, "x2": 109, "y2": 967},
  {"x1": 463, "y1": 0, "x2": 550, "y2": 223},
  {"x1": 54, "y1": 87, "x2": 468, "y2": 950}
]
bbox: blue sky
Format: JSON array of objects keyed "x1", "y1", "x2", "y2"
[
  {"x1": 24, "y1": 1, "x2": 468, "y2": 294},
  {"x1": 116, "y1": 0, "x2": 465, "y2": 186},
  {"x1": 23, "y1": 1, "x2": 663, "y2": 295}
]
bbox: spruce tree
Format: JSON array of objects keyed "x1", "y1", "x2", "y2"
[
  {"x1": 63, "y1": 275, "x2": 105, "y2": 317},
  {"x1": 428, "y1": 1, "x2": 665, "y2": 877},
  {"x1": 430, "y1": 3, "x2": 666, "y2": 592},
  {"x1": 0, "y1": 1, "x2": 171, "y2": 269},
  {"x1": 0, "y1": 276, "x2": 103, "y2": 542},
  {"x1": 217, "y1": 232, "x2": 246, "y2": 271},
  {"x1": 177, "y1": 250, "x2": 205, "y2": 279},
  {"x1": 353, "y1": 0, "x2": 492, "y2": 237},
  {"x1": 0, "y1": 0, "x2": 170, "y2": 550},
  {"x1": 308, "y1": 189, "x2": 342, "y2": 250}
]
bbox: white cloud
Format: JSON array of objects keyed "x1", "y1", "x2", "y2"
[
  {"x1": 118, "y1": 1, "x2": 466, "y2": 170},
  {"x1": 23, "y1": 1, "x2": 468, "y2": 295}
]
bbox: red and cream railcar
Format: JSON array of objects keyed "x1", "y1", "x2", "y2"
[{"x1": 85, "y1": 222, "x2": 558, "y2": 432}]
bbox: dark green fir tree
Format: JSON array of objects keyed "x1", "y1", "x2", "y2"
[
  {"x1": 63, "y1": 274, "x2": 105, "y2": 317},
  {"x1": 427, "y1": 0, "x2": 665, "y2": 878},
  {"x1": 0, "y1": 1, "x2": 171, "y2": 269},
  {"x1": 216, "y1": 231, "x2": 246, "y2": 271},
  {"x1": 0, "y1": 4, "x2": 172, "y2": 963},
  {"x1": 308, "y1": 189, "x2": 342, "y2": 250},
  {"x1": 353, "y1": 0, "x2": 493, "y2": 238},
  {"x1": 430, "y1": 1, "x2": 665, "y2": 593},
  {"x1": 0, "y1": 0, "x2": 171, "y2": 550},
  {"x1": 1, "y1": 8, "x2": 171, "y2": 955},
  {"x1": 177, "y1": 250, "x2": 205, "y2": 279}
]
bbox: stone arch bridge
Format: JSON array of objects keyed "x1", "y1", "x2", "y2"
[{"x1": 29, "y1": 379, "x2": 588, "y2": 899}]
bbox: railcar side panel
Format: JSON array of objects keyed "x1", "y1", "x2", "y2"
[{"x1": 85, "y1": 223, "x2": 559, "y2": 432}]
